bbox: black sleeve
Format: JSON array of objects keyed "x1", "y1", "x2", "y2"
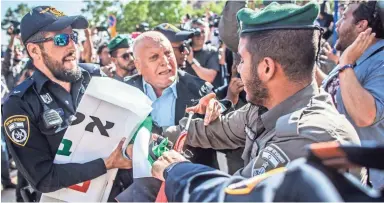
[
  {"x1": 164, "y1": 162, "x2": 244, "y2": 202},
  {"x1": 2, "y1": 98, "x2": 107, "y2": 193}
]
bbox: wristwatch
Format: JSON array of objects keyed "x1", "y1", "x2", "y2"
[
  {"x1": 188, "y1": 58, "x2": 200, "y2": 66},
  {"x1": 339, "y1": 64, "x2": 354, "y2": 72},
  {"x1": 189, "y1": 59, "x2": 195, "y2": 66}
]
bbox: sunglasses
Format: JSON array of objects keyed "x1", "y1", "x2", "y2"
[
  {"x1": 118, "y1": 52, "x2": 133, "y2": 60},
  {"x1": 28, "y1": 32, "x2": 78, "y2": 47},
  {"x1": 172, "y1": 43, "x2": 189, "y2": 53}
]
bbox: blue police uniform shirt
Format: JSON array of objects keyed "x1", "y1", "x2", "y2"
[
  {"x1": 143, "y1": 79, "x2": 177, "y2": 127},
  {"x1": 322, "y1": 39, "x2": 384, "y2": 189}
]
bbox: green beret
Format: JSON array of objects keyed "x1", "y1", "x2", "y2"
[
  {"x1": 237, "y1": 1, "x2": 320, "y2": 34},
  {"x1": 108, "y1": 35, "x2": 132, "y2": 53}
]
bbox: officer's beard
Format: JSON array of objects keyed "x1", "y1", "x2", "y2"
[
  {"x1": 41, "y1": 50, "x2": 82, "y2": 83},
  {"x1": 245, "y1": 64, "x2": 269, "y2": 106}
]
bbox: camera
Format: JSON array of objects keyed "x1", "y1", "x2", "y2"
[
  {"x1": 209, "y1": 17, "x2": 220, "y2": 29},
  {"x1": 190, "y1": 28, "x2": 202, "y2": 37},
  {"x1": 1, "y1": 20, "x2": 20, "y2": 35},
  {"x1": 213, "y1": 29, "x2": 219, "y2": 37}
]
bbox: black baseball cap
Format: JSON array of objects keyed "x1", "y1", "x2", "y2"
[
  {"x1": 21, "y1": 6, "x2": 88, "y2": 44},
  {"x1": 154, "y1": 23, "x2": 193, "y2": 42}
]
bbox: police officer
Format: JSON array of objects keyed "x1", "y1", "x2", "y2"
[
  {"x1": 162, "y1": 1, "x2": 360, "y2": 179},
  {"x1": 1, "y1": 6, "x2": 132, "y2": 201},
  {"x1": 108, "y1": 35, "x2": 136, "y2": 81}
]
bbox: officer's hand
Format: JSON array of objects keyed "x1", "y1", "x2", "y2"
[
  {"x1": 186, "y1": 93, "x2": 221, "y2": 126},
  {"x1": 104, "y1": 138, "x2": 132, "y2": 170},
  {"x1": 226, "y1": 78, "x2": 244, "y2": 105},
  {"x1": 339, "y1": 28, "x2": 375, "y2": 67},
  {"x1": 151, "y1": 150, "x2": 188, "y2": 181}
]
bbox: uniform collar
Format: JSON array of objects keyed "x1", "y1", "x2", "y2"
[
  {"x1": 261, "y1": 82, "x2": 319, "y2": 131},
  {"x1": 143, "y1": 78, "x2": 178, "y2": 100},
  {"x1": 31, "y1": 66, "x2": 88, "y2": 93},
  {"x1": 113, "y1": 74, "x2": 124, "y2": 82},
  {"x1": 356, "y1": 39, "x2": 384, "y2": 66},
  {"x1": 32, "y1": 69, "x2": 50, "y2": 93}
]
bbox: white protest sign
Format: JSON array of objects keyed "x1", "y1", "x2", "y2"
[{"x1": 40, "y1": 77, "x2": 152, "y2": 202}]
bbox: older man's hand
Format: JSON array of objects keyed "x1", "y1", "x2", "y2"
[{"x1": 151, "y1": 150, "x2": 188, "y2": 181}]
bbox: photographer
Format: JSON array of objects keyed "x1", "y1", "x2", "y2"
[
  {"x1": 185, "y1": 19, "x2": 222, "y2": 88},
  {"x1": 1, "y1": 26, "x2": 26, "y2": 91}
]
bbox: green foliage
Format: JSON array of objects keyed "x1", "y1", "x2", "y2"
[
  {"x1": 81, "y1": 0, "x2": 226, "y2": 34},
  {"x1": 2, "y1": 3, "x2": 31, "y2": 22}
]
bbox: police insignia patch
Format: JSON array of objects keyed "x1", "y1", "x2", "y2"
[
  {"x1": 251, "y1": 144, "x2": 290, "y2": 177},
  {"x1": 4, "y1": 115, "x2": 30, "y2": 146}
]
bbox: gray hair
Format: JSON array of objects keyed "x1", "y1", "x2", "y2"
[{"x1": 132, "y1": 31, "x2": 170, "y2": 58}]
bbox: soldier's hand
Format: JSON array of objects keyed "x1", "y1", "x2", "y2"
[
  {"x1": 152, "y1": 150, "x2": 188, "y2": 181},
  {"x1": 339, "y1": 28, "x2": 375, "y2": 67},
  {"x1": 104, "y1": 138, "x2": 132, "y2": 170},
  {"x1": 186, "y1": 93, "x2": 221, "y2": 126}
]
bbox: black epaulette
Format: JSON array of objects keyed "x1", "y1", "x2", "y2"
[
  {"x1": 9, "y1": 77, "x2": 34, "y2": 98},
  {"x1": 78, "y1": 63, "x2": 105, "y2": 77}
]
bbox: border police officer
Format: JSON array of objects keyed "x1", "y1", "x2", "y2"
[
  {"x1": 108, "y1": 35, "x2": 136, "y2": 81},
  {"x1": 162, "y1": 1, "x2": 360, "y2": 179}
]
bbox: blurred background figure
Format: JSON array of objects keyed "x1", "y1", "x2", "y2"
[
  {"x1": 108, "y1": 35, "x2": 136, "y2": 81},
  {"x1": 97, "y1": 43, "x2": 112, "y2": 67}
]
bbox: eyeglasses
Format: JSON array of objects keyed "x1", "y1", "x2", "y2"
[
  {"x1": 172, "y1": 43, "x2": 189, "y2": 53},
  {"x1": 28, "y1": 32, "x2": 78, "y2": 47},
  {"x1": 118, "y1": 52, "x2": 133, "y2": 60}
]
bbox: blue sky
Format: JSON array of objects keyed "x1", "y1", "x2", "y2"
[{"x1": 1, "y1": 0, "x2": 85, "y2": 45}]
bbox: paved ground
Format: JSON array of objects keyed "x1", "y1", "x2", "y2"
[{"x1": 1, "y1": 153, "x2": 228, "y2": 202}]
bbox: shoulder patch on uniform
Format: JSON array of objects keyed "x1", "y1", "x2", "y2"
[
  {"x1": 3, "y1": 115, "x2": 30, "y2": 146},
  {"x1": 10, "y1": 78, "x2": 34, "y2": 97},
  {"x1": 225, "y1": 167, "x2": 286, "y2": 195},
  {"x1": 251, "y1": 144, "x2": 290, "y2": 177},
  {"x1": 275, "y1": 109, "x2": 303, "y2": 137}
]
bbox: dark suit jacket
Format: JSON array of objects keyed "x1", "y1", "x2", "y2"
[{"x1": 125, "y1": 70, "x2": 212, "y2": 125}]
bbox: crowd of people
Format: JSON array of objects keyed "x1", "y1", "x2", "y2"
[{"x1": 1, "y1": 0, "x2": 384, "y2": 202}]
